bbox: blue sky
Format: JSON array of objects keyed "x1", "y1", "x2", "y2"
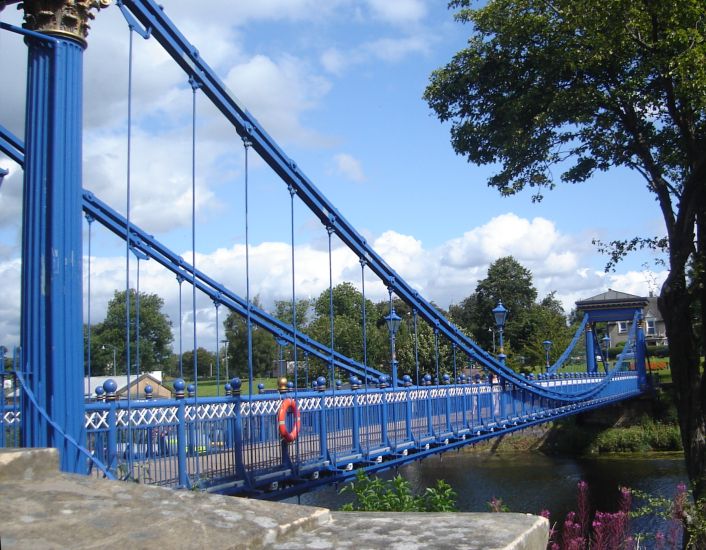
[{"x1": 0, "y1": 0, "x2": 667, "y2": 350}]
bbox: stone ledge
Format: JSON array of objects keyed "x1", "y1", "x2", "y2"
[
  {"x1": 0, "y1": 449, "x2": 548, "y2": 549},
  {"x1": 280, "y1": 511, "x2": 548, "y2": 550}
]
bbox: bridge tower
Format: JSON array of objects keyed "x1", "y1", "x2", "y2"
[
  {"x1": 575, "y1": 290, "x2": 649, "y2": 388},
  {"x1": 17, "y1": 0, "x2": 109, "y2": 473}
]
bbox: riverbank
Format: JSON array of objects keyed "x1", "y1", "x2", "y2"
[
  {"x1": 467, "y1": 387, "x2": 681, "y2": 456},
  {"x1": 465, "y1": 417, "x2": 682, "y2": 456}
]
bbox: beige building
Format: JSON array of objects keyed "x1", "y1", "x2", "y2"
[{"x1": 84, "y1": 371, "x2": 172, "y2": 400}]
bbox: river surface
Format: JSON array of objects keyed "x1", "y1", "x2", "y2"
[{"x1": 285, "y1": 451, "x2": 688, "y2": 544}]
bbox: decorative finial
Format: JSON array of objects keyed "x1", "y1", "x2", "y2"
[{"x1": 21, "y1": 0, "x2": 111, "y2": 47}]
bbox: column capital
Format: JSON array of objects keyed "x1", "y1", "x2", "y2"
[{"x1": 21, "y1": 0, "x2": 110, "y2": 46}]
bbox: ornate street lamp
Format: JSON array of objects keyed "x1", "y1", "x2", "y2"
[
  {"x1": 602, "y1": 335, "x2": 611, "y2": 364},
  {"x1": 492, "y1": 301, "x2": 508, "y2": 364},
  {"x1": 542, "y1": 340, "x2": 552, "y2": 372},
  {"x1": 385, "y1": 307, "x2": 402, "y2": 388}
]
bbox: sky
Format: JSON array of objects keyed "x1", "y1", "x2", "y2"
[{"x1": 0, "y1": 0, "x2": 668, "y2": 353}]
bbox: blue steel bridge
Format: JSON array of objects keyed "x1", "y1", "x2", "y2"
[{"x1": 0, "y1": 0, "x2": 650, "y2": 498}]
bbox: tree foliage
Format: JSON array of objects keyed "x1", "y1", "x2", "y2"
[
  {"x1": 340, "y1": 469, "x2": 457, "y2": 512},
  {"x1": 223, "y1": 296, "x2": 277, "y2": 379},
  {"x1": 179, "y1": 347, "x2": 217, "y2": 380},
  {"x1": 88, "y1": 289, "x2": 173, "y2": 375},
  {"x1": 425, "y1": 0, "x2": 706, "y2": 517},
  {"x1": 449, "y1": 257, "x2": 570, "y2": 370}
]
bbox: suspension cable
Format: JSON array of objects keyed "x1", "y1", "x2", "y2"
[
  {"x1": 289, "y1": 184, "x2": 298, "y2": 395},
  {"x1": 434, "y1": 326, "x2": 440, "y2": 387},
  {"x1": 242, "y1": 135, "x2": 254, "y2": 397},
  {"x1": 86, "y1": 214, "x2": 94, "y2": 397},
  {"x1": 289, "y1": 187, "x2": 300, "y2": 465},
  {"x1": 360, "y1": 258, "x2": 369, "y2": 450},
  {"x1": 125, "y1": 23, "x2": 135, "y2": 479},
  {"x1": 189, "y1": 76, "x2": 199, "y2": 394},
  {"x1": 413, "y1": 309, "x2": 419, "y2": 386},
  {"x1": 387, "y1": 286, "x2": 393, "y2": 384},
  {"x1": 177, "y1": 274, "x2": 184, "y2": 379},
  {"x1": 135, "y1": 256, "x2": 140, "y2": 380},
  {"x1": 327, "y1": 226, "x2": 335, "y2": 388},
  {"x1": 214, "y1": 298, "x2": 220, "y2": 396}
]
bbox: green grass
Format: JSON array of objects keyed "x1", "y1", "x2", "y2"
[{"x1": 162, "y1": 377, "x2": 279, "y2": 397}]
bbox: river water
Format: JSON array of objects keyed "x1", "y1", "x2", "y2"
[{"x1": 286, "y1": 451, "x2": 688, "y2": 544}]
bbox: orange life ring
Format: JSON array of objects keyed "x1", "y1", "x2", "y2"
[{"x1": 277, "y1": 398, "x2": 301, "y2": 443}]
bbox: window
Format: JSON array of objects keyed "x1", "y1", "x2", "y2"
[
  {"x1": 646, "y1": 318, "x2": 656, "y2": 336},
  {"x1": 618, "y1": 321, "x2": 629, "y2": 334}
]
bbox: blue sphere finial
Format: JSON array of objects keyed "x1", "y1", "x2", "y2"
[
  {"x1": 95, "y1": 386, "x2": 105, "y2": 396},
  {"x1": 231, "y1": 377, "x2": 242, "y2": 390},
  {"x1": 144, "y1": 385, "x2": 153, "y2": 395},
  {"x1": 103, "y1": 379, "x2": 118, "y2": 394},
  {"x1": 316, "y1": 376, "x2": 326, "y2": 387},
  {"x1": 173, "y1": 378, "x2": 186, "y2": 392}
]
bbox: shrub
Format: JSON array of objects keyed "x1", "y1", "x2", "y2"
[
  {"x1": 588, "y1": 423, "x2": 682, "y2": 453},
  {"x1": 340, "y1": 469, "x2": 457, "y2": 512}
]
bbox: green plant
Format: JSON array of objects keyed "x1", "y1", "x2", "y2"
[
  {"x1": 340, "y1": 470, "x2": 457, "y2": 512},
  {"x1": 487, "y1": 497, "x2": 510, "y2": 513}
]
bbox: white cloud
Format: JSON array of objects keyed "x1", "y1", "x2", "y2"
[
  {"x1": 320, "y1": 35, "x2": 431, "y2": 75},
  {"x1": 320, "y1": 48, "x2": 347, "y2": 76},
  {"x1": 331, "y1": 153, "x2": 366, "y2": 183},
  {"x1": 440, "y1": 213, "x2": 575, "y2": 272},
  {"x1": 224, "y1": 54, "x2": 332, "y2": 145},
  {"x1": 0, "y1": 212, "x2": 669, "y2": 350},
  {"x1": 363, "y1": 35, "x2": 430, "y2": 62},
  {"x1": 365, "y1": 0, "x2": 427, "y2": 25}
]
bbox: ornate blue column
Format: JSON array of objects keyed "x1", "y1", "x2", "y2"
[{"x1": 20, "y1": 0, "x2": 109, "y2": 474}]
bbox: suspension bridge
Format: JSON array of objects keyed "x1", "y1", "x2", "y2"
[{"x1": 0, "y1": 0, "x2": 651, "y2": 498}]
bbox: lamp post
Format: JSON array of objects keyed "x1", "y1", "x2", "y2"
[
  {"x1": 101, "y1": 344, "x2": 117, "y2": 377},
  {"x1": 542, "y1": 340, "x2": 552, "y2": 372},
  {"x1": 221, "y1": 339, "x2": 229, "y2": 381},
  {"x1": 492, "y1": 301, "x2": 508, "y2": 364},
  {"x1": 385, "y1": 307, "x2": 402, "y2": 388},
  {"x1": 602, "y1": 335, "x2": 611, "y2": 364}
]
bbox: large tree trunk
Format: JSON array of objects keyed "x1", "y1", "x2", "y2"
[{"x1": 660, "y1": 262, "x2": 705, "y2": 546}]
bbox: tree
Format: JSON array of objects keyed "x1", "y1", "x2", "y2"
[
  {"x1": 180, "y1": 347, "x2": 217, "y2": 380},
  {"x1": 425, "y1": 0, "x2": 706, "y2": 516},
  {"x1": 308, "y1": 283, "x2": 387, "y2": 375},
  {"x1": 89, "y1": 289, "x2": 173, "y2": 375},
  {"x1": 450, "y1": 257, "x2": 537, "y2": 352},
  {"x1": 449, "y1": 257, "x2": 570, "y2": 370},
  {"x1": 223, "y1": 297, "x2": 276, "y2": 379}
]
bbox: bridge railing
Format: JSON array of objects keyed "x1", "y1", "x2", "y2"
[{"x1": 77, "y1": 372, "x2": 640, "y2": 493}]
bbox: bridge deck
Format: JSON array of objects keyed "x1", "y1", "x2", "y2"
[{"x1": 71, "y1": 374, "x2": 641, "y2": 495}]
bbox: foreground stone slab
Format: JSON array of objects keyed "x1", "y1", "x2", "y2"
[
  {"x1": 0, "y1": 449, "x2": 548, "y2": 549},
  {"x1": 276, "y1": 511, "x2": 548, "y2": 550}
]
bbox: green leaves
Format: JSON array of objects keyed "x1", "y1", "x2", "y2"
[
  {"x1": 425, "y1": 0, "x2": 706, "y2": 219},
  {"x1": 340, "y1": 470, "x2": 458, "y2": 512},
  {"x1": 88, "y1": 289, "x2": 173, "y2": 375}
]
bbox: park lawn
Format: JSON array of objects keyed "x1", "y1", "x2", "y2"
[{"x1": 162, "y1": 377, "x2": 279, "y2": 397}]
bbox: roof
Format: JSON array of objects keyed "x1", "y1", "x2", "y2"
[
  {"x1": 575, "y1": 288, "x2": 649, "y2": 310},
  {"x1": 84, "y1": 371, "x2": 166, "y2": 396}
]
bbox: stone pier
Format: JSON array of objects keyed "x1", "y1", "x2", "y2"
[{"x1": 0, "y1": 449, "x2": 548, "y2": 549}]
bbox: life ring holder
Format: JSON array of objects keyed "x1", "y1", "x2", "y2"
[{"x1": 277, "y1": 398, "x2": 301, "y2": 443}]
